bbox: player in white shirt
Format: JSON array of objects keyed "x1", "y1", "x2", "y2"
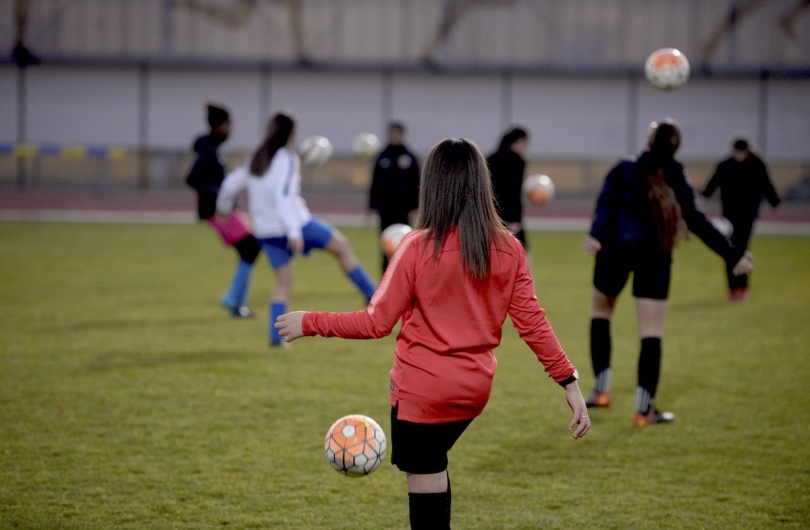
[{"x1": 217, "y1": 112, "x2": 376, "y2": 346}]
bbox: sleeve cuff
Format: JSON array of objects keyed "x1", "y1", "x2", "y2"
[{"x1": 558, "y1": 368, "x2": 579, "y2": 388}]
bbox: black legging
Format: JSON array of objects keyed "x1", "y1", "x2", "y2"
[{"x1": 726, "y1": 218, "x2": 754, "y2": 290}]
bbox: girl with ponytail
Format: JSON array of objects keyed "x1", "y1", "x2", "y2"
[{"x1": 583, "y1": 119, "x2": 753, "y2": 427}]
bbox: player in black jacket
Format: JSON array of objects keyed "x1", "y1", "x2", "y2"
[
  {"x1": 487, "y1": 127, "x2": 529, "y2": 249},
  {"x1": 584, "y1": 120, "x2": 753, "y2": 427},
  {"x1": 186, "y1": 104, "x2": 261, "y2": 317},
  {"x1": 702, "y1": 137, "x2": 780, "y2": 301},
  {"x1": 369, "y1": 122, "x2": 420, "y2": 273}
]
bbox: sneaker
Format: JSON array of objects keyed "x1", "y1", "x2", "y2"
[
  {"x1": 634, "y1": 409, "x2": 675, "y2": 427},
  {"x1": 232, "y1": 305, "x2": 255, "y2": 318},
  {"x1": 728, "y1": 288, "x2": 749, "y2": 302},
  {"x1": 585, "y1": 390, "x2": 612, "y2": 408}
]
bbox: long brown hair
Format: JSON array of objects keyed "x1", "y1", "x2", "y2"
[
  {"x1": 250, "y1": 112, "x2": 296, "y2": 176},
  {"x1": 643, "y1": 120, "x2": 684, "y2": 251},
  {"x1": 416, "y1": 138, "x2": 507, "y2": 280}
]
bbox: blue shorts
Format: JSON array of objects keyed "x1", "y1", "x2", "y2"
[{"x1": 259, "y1": 217, "x2": 334, "y2": 269}]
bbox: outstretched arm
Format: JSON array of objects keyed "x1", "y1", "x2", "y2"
[{"x1": 275, "y1": 232, "x2": 419, "y2": 341}]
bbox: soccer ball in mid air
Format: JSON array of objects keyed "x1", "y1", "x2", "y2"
[
  {"x1": 299, "y1": 135, "x2": 333, "y2": 167},
  {"x1": 353, "y1": 133, "x2": 382, "y2": 159},
  {"x1": 381, "y1": 223, "x2": 412, "y2": 258},
  {"x1": 645, "y1": 48, "x2": 690, "y2": 91},
  {"x1": 523, "y1": 174, "x2": 555, "y2": 206},
  {"x1": 324, "y1": 414, "x2": 387, "y2": 477}
]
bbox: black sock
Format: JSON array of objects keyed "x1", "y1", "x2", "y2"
[
  {"x1": 636, "y1": 337, "x2": 662, "y2": 414},
  {"x1": 409, "y1": 492, "x2": 450, "y2": 530},
  {"x1": 590, "y1": 318, "x2": 612, "y2": 392}
]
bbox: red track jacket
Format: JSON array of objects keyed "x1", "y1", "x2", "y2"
[{"x1": 303, "y1": 228, "x2": 576, "y2": 424}]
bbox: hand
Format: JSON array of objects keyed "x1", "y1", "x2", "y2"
[
  {"x1": 583, "y1": 235, "x2": 602, "y2": 254},
  {"x1": 287, "y1": 237, "x2": 304, "y2": 255},
  {"x1": 214, "y1": 212, "x2": 229, "y2": 223},
  {"x1": 507, "y1": 222, "x2": 521, "y2": 235},
  {"x1": 274, "y1": 311, "x2": 307, "y2": 342},
  {"x1": 564, "y1": 381, "x2": 591, "y2": 440},
  {"x1": 732, "y1": 250, "x2": 754, "y2": 276}
]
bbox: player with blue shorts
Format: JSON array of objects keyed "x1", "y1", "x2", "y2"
[{"x1": 217, "y1": 112, "x2": 377, "y2": 346}]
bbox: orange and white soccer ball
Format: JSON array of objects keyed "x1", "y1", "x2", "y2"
[
  {"x1": 381, "y1": 223, "x2": 412, "y2": 258},
  {"x1": 299, "y1": 135, "x2": 333, "y2": 167},
  {"x1": 324, "y1": 414, "x2": 387, "y2": 477},
  {"x1": 645, "y1": 48, "x2": 690, "y2": 91},
  {"x1": 523, "y1": 174, "x2": 555, "y2": 206}
]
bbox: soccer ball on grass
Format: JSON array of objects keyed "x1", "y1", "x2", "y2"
[{"x1": 324, "y1": 414, "x2": 387, "y2": 477}]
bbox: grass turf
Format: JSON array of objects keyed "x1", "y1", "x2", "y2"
[{"x1": 0, "y1": 221, "x2": 808, "y2": 529}]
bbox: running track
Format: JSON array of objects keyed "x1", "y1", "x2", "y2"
[{"x1": 1, "y1": 187, "x2": 809, "y2": 236}]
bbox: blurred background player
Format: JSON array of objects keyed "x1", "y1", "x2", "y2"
[
  {"x1": 186, "y1": 104, "x2": 260, "y2": 318},
  {"x1": 487, "y1": 126, "x2": 530, "y2": 250},
  {"x1": 217, "y1": 112, "x2": 376, "y2": 347},
  {"x1": 368, "y1": 122, "x2": 420, "y2": 273},
  {"x1": 702, "y1": 137, "x2": 781, "y2": 302},
  {"x1": 583, "y1": 120, "x2": 753, "y2": 427},
  {"x1": 276, "y1": 138, "x2": 589, "y2": 530}
]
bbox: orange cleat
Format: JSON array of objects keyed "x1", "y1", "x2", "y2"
[
  {"x1": 635, "y1": 409, "x2": 675, "y2": 427},
  {"x1": 585, "y1": 391, "x2": 612, "y2": 409}
]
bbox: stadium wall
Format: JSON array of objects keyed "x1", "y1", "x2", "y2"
[{"x1": 1, "y1": 64, "x2": 808, "y2": 195}]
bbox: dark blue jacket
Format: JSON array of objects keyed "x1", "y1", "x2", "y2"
[
  {"x1": 186, "y1": 132, "x2": 227, "y2": 219},
  {"x1": 589, "y1": 153, "x2": 743, "y2": 265},
  {"x1": 369, "y1": 144, "x2": 420, "y2": 215}
]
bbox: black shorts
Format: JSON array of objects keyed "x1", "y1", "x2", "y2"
[
  {"x1": 390, "y1": 405, "x2": 473, "y2": 474},
  {"x1": 233, "y1": 235, "x2": 262, "y2": 264},
  {"x1": 593, "y1": 243, "x2": 672, "y2": 300}
]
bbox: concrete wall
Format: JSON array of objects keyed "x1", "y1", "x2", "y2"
[{"x1": 3, "y1": 65, "x2": 808, "y2": 163}]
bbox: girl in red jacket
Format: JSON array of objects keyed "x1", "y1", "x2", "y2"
[{"x1": 275, "y1": 138, "x2": 589, "y2": 530}]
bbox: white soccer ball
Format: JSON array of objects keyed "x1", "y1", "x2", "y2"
[
  {"x1": 352, "y1": 133, "x2": 382, "y2": 159},
  {"x1": 645, "y1": 48, "x2": 690, "y2": 91},
  {"x1": 324, "y1": 414, "x2": 387, "y2": 477},
  {"x1": 381, "y1": 223, "x2": 412, "y2": 258},
  {"x1": 522, "y1": 174, "x2": 555, "y2": 206},
  {"x1": 299, "y1": 135, "x2": 333, "y2": 167}
]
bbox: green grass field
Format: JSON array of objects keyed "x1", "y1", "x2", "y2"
[{"x1": 1, "y1": 221, "x2": 808, "y2": 529}]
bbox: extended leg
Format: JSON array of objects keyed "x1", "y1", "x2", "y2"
[{"x1": 325, "y1": 230, "x2": 376, "y2": 303}]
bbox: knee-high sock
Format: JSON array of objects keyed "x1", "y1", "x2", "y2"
[
  {"x1": 223, "y1": 260, "x2": 252, "y2": 308},
  {"x1": 590, "y1": 318, "x2": 612, "y2": 393},
  {"x1": 408, "y1": 492, "x2": 450, "y2": 530},
  {"x1": 270, "y1": 302, "x2": 287, "y2": 344},
  {"x1": 636, "y1": 337, "x2": 662, "y2": 414},
  {"x1": 446, "y1": 472, "x2": 452, "y2": 524},
  {"x1": 347, "y1": 265, "x2": 376, "y2": 304},
  {"x1": 234, "y1": 260, "x2": 253, "y2": 307}
]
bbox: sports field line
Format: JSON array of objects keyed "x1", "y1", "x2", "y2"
[{"x1": 1, "y1": 209, "x2": 809, "y2": 236}]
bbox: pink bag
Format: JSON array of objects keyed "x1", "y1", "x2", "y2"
[{"x1": 206, "y1": 211, "x2": 253, "y2": 245}]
